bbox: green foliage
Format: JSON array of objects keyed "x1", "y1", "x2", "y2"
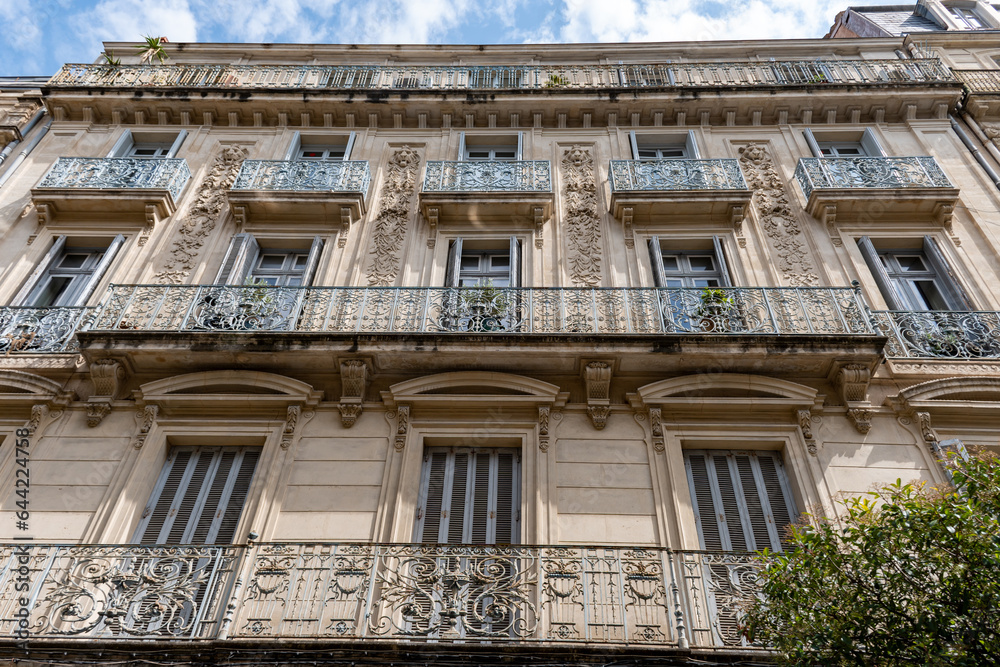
[
  {"x1": 136, "y1": 35, "x2": 169, "y2": 64},
  {"x1": 102, "y1": 50, "x2": 121, "y2": 66},
  {"x1": 459, "y1": 279, "x2": 511, "y2": 314},
  {"x1": 744, "y1": 453, "x2": 1000, "y2": 666},
  {"x1": 544, "y1": 74, "x2": 571, "y2": 88}
]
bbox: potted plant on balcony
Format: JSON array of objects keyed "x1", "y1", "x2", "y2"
[
  {"x1": 544, "y1": 74, "x2": 571, "y2": 88},
  {"x1": 458, "y1": 280, "x2": 513, "y2": 332},
  {"x1": 695, "y1": 287, "x2": 736, "y2": 333},
  {"x1": 136, "y1": 35, "x2": 170, "y2": 64}
]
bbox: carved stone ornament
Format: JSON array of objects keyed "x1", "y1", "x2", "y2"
[
  {"x1": 915, "y1": 411, "x2": 937, "y2": 443},
  {"x1": 366, "y1": 146, "x2": 421, "y2": 286},
  {"x1": 154, "y1": 145, "x2": 249, "y2": 283},
  {"x1": 847, "y1": 408, "x2": 873, "y2": 435},
  {"x1": 394, "y1": 405, "x2": 411, "y2": 451},
  {"x1": 281, "y1": 405, "x2": 301, "y2": 449},
  {"x1": 339, "y1": 359, "x2": 370, "y2": 428},
  {"x1": 737, "y1": 143, "x2": 819, "y2": 287},
  {"x1": 26, "y1": 404, "x2": 47, "y2": 435},
  {"x1": 90, "y1": 359, "x2": 126, "y2": 399},
  {"x1": 836, "y1": 363, "x2": 872, "y2": 404},
  {"x1": 561, "y1": 145, "x2": 602, "y2": 287},
  {"x1": 86, "y1": 402, "x2": 112, "y2": 428},
  {"x1": 132, "y1": 405, "x2": 159, "y2": 449},
  {"x1": 649, "y1": 407, "x2": 664, "y2": 453},
  {"x1": 798, "y1": 409, "x2": 817, "y2": 456},
  {"x1": 583, "y1": 361, "x2": 612, "y2": 430},
  {"x1": 538, "y1": 406, "x2": 551, "y2": 452}
]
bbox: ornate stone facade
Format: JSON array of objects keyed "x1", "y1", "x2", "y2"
[
  {"x1": 561, "y1": 145, "x2": 602, "y2": 287},
  {"x1": 365, "y1": 146, "x2": 421, "y2": 287}
]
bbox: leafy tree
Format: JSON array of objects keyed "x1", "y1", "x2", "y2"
[{"x1": 744, "y1": 453, "x2": 1000, "y2": 666}]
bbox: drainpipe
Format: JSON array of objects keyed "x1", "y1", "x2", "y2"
[
  {"x1": 960, "y1": 111, "x2": 1000, "y2": 168},
  {"x1": 0, "y1": 108, "x2": 46, "y2": 167},
  {"x1": 950, "y1": 115, "x2": 1000, "y2": 190},
  {"x1": 0, "y1": 116, "x2": 51, "y2": 189}
]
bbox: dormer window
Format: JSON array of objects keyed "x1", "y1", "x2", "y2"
[{"x1": 950, "y1": 6, "x2": 987, "y2": 28}]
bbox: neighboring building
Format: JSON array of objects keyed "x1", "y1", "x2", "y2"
[{"x1": 1, "y1": 10, "x2": 999, "y2": 664}]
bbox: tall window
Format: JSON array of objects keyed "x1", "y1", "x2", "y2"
[
  {"x1": 951, "y1": 6, "x2": 986, "y2": 28},
  {"x1": 445, "y1": 238, "x2": 521, "y2": 288},
  {"x1": 12, "y1": 235, "x2": 126, "y2": 307},
  {"x1": 248, "y1": 251, "x2": 312, "y2": 287},
  {"x1": 283, "y1": 132, "x2": 356, "y2": 161},
  {"x1": 215, "y1": 233, "x2": 324, "y2": 287},
  {"x1": 685, "y1": 450, "x2": 796, "y2": 552},
  {"x1": 133, "y1": 447, "x2": 260, "y2": 544},
  {"x1": 414, "y1": 448, "x2": 520, "y2": 545},
  {"x1": 648, "y1": 237, "x2": 732, "y2": 288},
  {"x1": 109, "y1": 129, "x2": 186, "y2": 159},
  {"x1": 857, "y1": 236, "x2": 972, "y2": 311}
]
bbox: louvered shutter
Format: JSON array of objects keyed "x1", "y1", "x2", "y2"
[
  {"x1": 685, "y1": 450, "x2": 796, "y2": 552},
  {"x1": 860, "y1": 128, "x2": 886, "y2": 157},
  {"x1": 857, "y1": 236, "x2": 907, "y2": 310},
  {"x1": 685, "y1": 130, "x2": 702, "y2": 159},
  {"x1": 284, "y1": 131, "x2": 302, "y2": 161},
  {"x1": 444, "y1": 238, "x2": 464, "y2": 287},
  {"x1": 109, "y1": 130, "x2": 135, "y2": 157},
  {"x1": 134, "y1": 447, "x2": 259, "y2": 545},
  {"x1": 12, "y1": 236, "x2": 66, "y2": 305},
  {"x1": 76, "y1": 234, "x2": 125, "y2": 305},
  {"x1": 415, "y1": 448, "x2": 520, "y2": 544},
  {"x1": 648, "y1": 236, "x2": 666, "y2": 287},
  {"x1": 923, "y1": 236, "x2": 973, "y2": 310},
  {"x1": 508, "y1": 237, "x2": 521, "y2": 288},
  {"x1": 712, "y1": 236, "x2": 733, "y2": 287},
  {"x1": 214, "y1": 233, "x2": 260, "y2": 284},
  {"x1": 628, "y1": 131, "x2": 640, "y2": 160}
]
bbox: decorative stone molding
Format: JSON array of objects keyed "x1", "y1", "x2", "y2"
[
  {"x1": 915, "y1": 411, "x2": 937, "y2": 443},
  {"x1": 281, "y1": 405, "x2": 301, "y2": 449},
  {"x1": 731, "y1": 205, "x2": 746, "y2": 247},
  {"x1": 648, "y1": 407, "x2": 664, "y2": 453},
  {"x1": 561, "y1": 145, "x2": 602, "y2": 287},
  {"x1": 394, "y1": 405, "x2": 410, "y2": 451},
  {"x1": 155, "y1": 145, "x2": 249, "y2": 283},
  {"x1": 86, "y1": 359, "x2": 127, "y2": 427},
  {"x1": 86, "y1": 402, "x2": 112, "y2": 428},
  {"x1": 737, "y1": 143, "x2": 819, "y2": 287},
  {"x1": 583, "y1": 361, "x2": 613, "y2": 430},
  {"x1": 425, "y1": 206, "x2": 439, "y2": 248},
  {"x1": 798, "y1": 409, "x2": 817, "y2": 456},
  {"x1": 339, "y1": 205, "x2": 353, "y2": 248},
  {"x1": 538, "y1": 406, "x2": 551, "y2": 452},
  {"x1": 533, "y1": 205, "x2": 546, "y2": 248},
  {"x1": 847, "y1": 408, "x2": 873, "y2": 434},
  {"x1": 835, "y1": 363, "x2": 872, "y2": 404},
  {"x1": 621, "y1": 206, "x2": 635, "y2": 249},
  {"x1": 366, "y1": 146, "x2": 421, "y2": 286},
  {"x1": 132, "y1": 405, "x2": 159, "y2": 449},
  {"x1": 26, "y1": 404, "x2": 47, "y2": 436},
  {"x1": 339, "y1": 359, "x2": 370, "y2": 428}
]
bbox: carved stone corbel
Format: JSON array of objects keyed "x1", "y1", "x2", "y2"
[
  {"x1": 649, "y1": 407, "x2": 664, "y2": 453},
  {"x1": 35, "y1": 203, "x2": 51, "y2": 227},
  {"x1": 426, "y1": 206, "x2": 439, "y2": 249},
  {"x1": 339, "y1": 205, "x2": 353, "y2": 248},
  {"x1": 26, "y1": 404, "x2": 47, "y2": 436},
  {"x1": 339, "y1": 359, "x2": 370, "y2": 428},
  {"x1": 132, "y1": 405, "x2": 158, "y2": 449},
  {"x1": 847, "y1": 408, "x2": 874, "y2": 434},
  {"x1": 138, "y1": 202, "x2": 159, "y2": 246},
  {"x1": 231, "y1": 204, "x2": 248, "y2": 230},
  {"x1": 533, "y1": 206, "x2": 546, "y2": 248},
  {"x1": 281, "y1": 404, "x2": 301, "y2": 449},
  {"x1": 583, "y1": 361, "x2": 612, "y2": 430},
  {"x1": 394, "y1": 405, "x2": 410, "y2": 451},
  {"x1": 622, "y1": 206, "x2": 635, "y2": 249},
  {"x1": 836, "y1": 364, "x2": 871, "y2": 404},
  {"x1": 730, "y1": 205, "x2": 745, "y2": 244},
  {"x1": 87, "y1": 359, "x2": 127, "y2": 427},
  {"x1": 915, "y1": 411, "x2": 937, "y2": 443},
  {"x1": 538, "y1": 406, "x2": 550, "y2": 452},
  {"x1": 798, "y1": 409, "x2": 817, "y2": 456}
]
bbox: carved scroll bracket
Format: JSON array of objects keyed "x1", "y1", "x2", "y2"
[
  {"x1": 132, "y1": 405, "x2": 159, "y2": 449},
  {"x1": 583, "y1": 361, "x2": 613, "y2": 430},
  {"x1": 87, "y1": 359, "x2": 128, "y2": 427},
  {"x1": 281, "y1": 404, "x2": 301, "y2": 449},
  {"x1": 394, "y1": 405, "x2": 411, "y2": 451},
  {"x1": 622, "y1": 206, "x2": 635, "y2": 249},
  {"x1": 425, "y1": 206, "x2": 439, "y2": 249},
  {"x1": 832, "y1": 362, "x2": 874, "y2": 434},
  {"x1": 533, "y1": 205, "x2": 546, "y2": 249},
  {"x1": 649, "y1": 407, "x2": 664, "y2": 453},
  {"x1": 538, "y1": 406, "x2": 551, "y2": 452},
  {"x1": 798, "y1": 409, "x2": 817, "y2": 456},
  {"x1": 339, "y1": 359, "x2": 371, "y2": 428}
]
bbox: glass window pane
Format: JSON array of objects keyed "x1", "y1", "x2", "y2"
[
  {"x1": 490, "y1": 255, "x2": 510, "y2": 270},
  {"x1": 638, "y1": 149, "x2": 659, "y2": 158},
  {"x1": 912, "y1": 280, "x2": 948, "y2": 311},
  {"x1": 258, "y1": 255, "x2": 286, "y2": 269},
  {"x1": 494, "y1": 150, "x2": 516, "y2": 159},
  {"x1": 33, "y1": 277, "x2": 73, "y2": 307},
  {"x1": 689, "y1": 256, "x2": 716, "y2": 272},
  {"x1": 58, "y1": 253, "x2": 89, "y2": 269},
  {"x1": 300, "y1": 150, "x2": 325, "y2": 159},
  {"x1": 897, "y1": 256, "x2": 927, "y2": 272},
  {"x1": 837, "y1": 147, "x2": 862, "y2": 155},
  {"x1": 460, "y1": 255, "x2": 481, "y2": 271},
  {"x1": 661, "y1": 256, "x2": 680, "y2": 271},
  {"x1": 252, "y1": 276, "x2": 278, "y2": 286},
  {"x1": 659, "y1": 148, "x2": 686, "y2": 158},
  {"x1": 294, "y1": 255, "x2": 308, "y2": 269},
  {"x1": 286, "y1": 277, "x2": 302, "y2": 286},
  {"x1": 664, "y1": 279, "x2": 684, "y2": 287},
  {"x1": 467, "y1": 151, "x2": 490, "y2": 159},
  {"x1": 693, "y1": 278, "x2": 720, "y2": 287},
  {"x1": 491, "y1": 278, "x2": 510, "y2": 287}
]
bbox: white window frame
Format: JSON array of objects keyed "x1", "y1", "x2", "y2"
[
  {"x1": 12, "y1": 234, "x2": 126, "y2": 307},
  {"x1": 648, "y1": 236, "x2": 732, "y2": 288},
  {"x1": 284, "y1": 131, "x2": 357, "y2": 161},
  {"x1": 445, "y1": 237, "x2": 522, "y2": 288},
  {"x1": 629, "y1": 130, "x2": 701, "y2": 160},
  {"x1": 804, "y1": 128, "x2": 886, "y2": 158},
  {"x1": 458, "y1": 132, "x2": 523, "y2": 161},
  {"x1": 857, "y1": 236, "x2": 973, "y2": 311},
  {"x1": 109, "y1": 129, "x2": 187, "y2": 159},
  {"x1": 215, "y1": 233, "x2": 324, "y2": 287},
  {"x1": 950, "y1": 5, "x2": 987, "y2": 28}
]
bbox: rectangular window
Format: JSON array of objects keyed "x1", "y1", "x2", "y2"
[
  {"x1": 648, "y1": 237, "x2": 732, "y2": 288},
  {"x1": 445, "y1": 237, "x2": 521, "y2": 288},
  {"x1": 685, "y1": 449, "x2": 796, "y2": 552},
  {"x1": 857, "y1": 236, "x2": 972, "y2": 311},
  {"x1": 630, "y1": 130, "x2": 700, "y2": 160},
  {"x1": 13, "y1": 234, "x2": 126, "y2": 307},
  {"x1": 109, "y1": 129, "x2": 187, "y2": 159},
  {"x1": 133, "y1": 446, "x2": 260, "y2": 545},
  {"x1": 250, "y1": 251, "x2": 311, "y2": 287},
  {"x1": 951, "y1": 6, "x2": 986, "y2": 28},
  {"x1": 804, "y1": 128, "x2": 885, "y2": 158},
  {"x1": 414, "y1": 448, "x2": 520, "y2": 544},
  {"x1": 215, "y1": 234, "x2": 324, "y2": 287},
  {"x1": 460, "y1": 133, "x2": 522, "y2": 161},
  {"x1": 283, "y1": 132, "x2": 356, "y2": 161}
]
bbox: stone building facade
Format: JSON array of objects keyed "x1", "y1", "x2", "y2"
[{"x1": 0, "y1": 12, "x2": 999, "y2": 664}]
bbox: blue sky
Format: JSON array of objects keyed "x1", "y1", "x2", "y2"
[{"x1": 2, "y1": 0, "x2": 848, "y2": 76}]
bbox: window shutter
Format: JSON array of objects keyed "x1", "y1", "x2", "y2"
[
  {"x1": 109, "y1": 130, "x2": 134, "y2": 157},
  {"x1": 215, "y1": 233, "x2": 260, "y2": 284},
  {"x1": 647, "y1": 236, "x2": 666, "y2": 287},
  {"x1": 135, "y1": 447, "x2": 259, "y2": 545},
  {"x1": 802, "y1": 128, "x2": 823, "y2": 158},
  {"x1": 12, "y1": 235, "x2": 66, "y2": 306},
  {"x1": 76, "y1": 234, "x2": 125, "y2": 305},
  {"x1": 860, "y1": 128, "x2": 886, "y2": 157},
  {"x1": 495, "y1": 450, "x2": 519, "y2": 544},
  {"x1": 857, "y1": 236, "x2": 907, "y2": 310},
  {"x1": 685, "y1": 130, "x2": 702, "y2": 160},
  {"x1": 516, "y1": 132, "x2": 524, "y2": 160},
  {"x1": 444, "y1": 238, "x2": 464, "y2": 287},
  {"x1": 923, "y1": 236, "x2": 973, "y2": 310},
  {"x1": 685, "y1": 453, "x2": 725, "y2": 551},
  {"x1": 713, "y1": 236, "x2": 733, "y2": 287},
  {"x1": 343, "y1": 132, "x2": 357, "y2": 161},
  {"x1": 629, "y1": 131, "x2": 640, "y2": 160},
  {"x1": 469, "y1": 452, "x2": 491, "y2": 543},
  {"x1": 300, "y1": 236, "x2": 325, "y2": 287},
  {"x1": 508, "y1": 236, "x2": 521, "y2": 288},
  {"x1": 416, "y1": 451, "x2": 449, "y2": 543},
  {"x1": 457, "y1": 132, "x2": 466, "y2": 161},
  {"x1": 284, "y1": 131, "x2": 302, "y2": 161},
  {"x1": 166, "y1": 130, "x2": 188, "y2": 159}
]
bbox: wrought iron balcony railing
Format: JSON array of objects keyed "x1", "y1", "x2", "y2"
[
  {"x1": 423, "y1": 161, "x2": 552, "y2": 192},
  {"x1": 610, "y1": 159, "x2": 747, "y2": 192},
  {"x1": 2, "y1": 543, "x2": 766, "y2": 650},
  {"x1": 874, "y1": 310, "x2": 1000, "y2": 359},
  {"x1": 47, "y1": 59, "x2": 955, "y2": 91},
  {"x1": 0, "y1": 306, "x2": 92, "y2": 354},
  {"x1": 35, "y1": 157, "x2": 192, "y2": 200},
  {"x1": 87, "y1": 285, "x2": 873, "y2": 336},
  {"x1": 794, "y1": 156, "x2": 953, "y2": 199},
  {"x1": 953, "y1": 69, "x2": 1000, "y2": 94},
  {"x1": 231, "y1": 159, "x2": 372, "y2": 193}
]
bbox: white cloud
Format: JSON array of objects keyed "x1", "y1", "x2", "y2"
[{"x1": 74, "y1": 0, "x2": 198, "y2": 63}]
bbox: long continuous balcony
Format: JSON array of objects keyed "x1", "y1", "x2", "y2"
[
  {"x1": 48, "y1": 59, "x2": 954, "y2": 91},
  {"x1": 228, "y1": 159, "x2": 371, "y2": 225},
  {"x1": 1, "y1": 543, "x2": 765, "y2": 650},
  {"x1": 794, "y1": 156, "x2": 958, "y2": 223},
  {"x1": 31, "y1": 157, "x2": 192, "y2": 225},
  {"x1": 421, "y1": 160, "x2": 553, "y2": 223},
  {"x1": 0, "y1": 306, "x2": 91, "y2": 354},
  {"x1": 608, "y1": 158, "x2": 751, "y2": 224},
  {"x1": 874, "y1": 310, "x2": 1000, "y2": 359},
  {"x1": 87, "y1": 285, "x2": 873, "y2": 336}
]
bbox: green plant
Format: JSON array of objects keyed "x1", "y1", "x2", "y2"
[
  {"x1": 459, "y1": 279, "x2": 511, "y2": 315},
  {"x1": 544, "y1": 74, "x2": 571, "y2": 88},
  {"x1": 102, "y1": 50, "x2": 122, "y2": 66},
  {"x1": 810, "y1": 73, "x2": 828, "y2": 83},
  {"x1": 239, "y1": 277, "x2": 277, "y2": 309},
  {"x1": 136, "y1": 35, "x2": 170, "y2": 64}
]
